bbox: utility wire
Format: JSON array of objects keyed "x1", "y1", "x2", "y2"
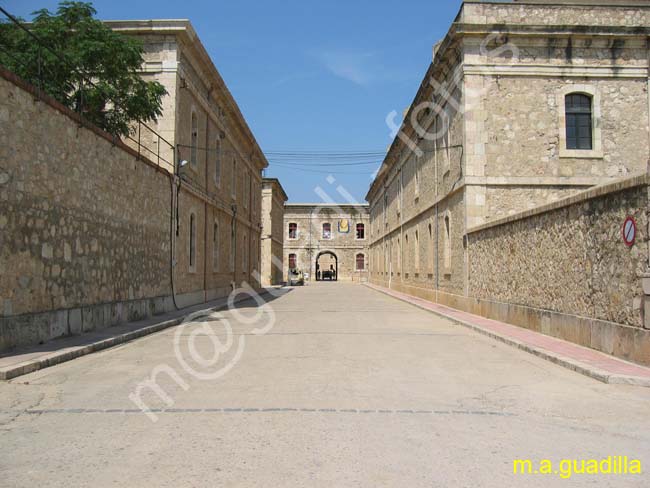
[
  {"x1": 269, "y1": 159, "x2": 381, "y2": 168},
  {"x1": 269, "y1": 163, "x2": 377, "y2": 175}
]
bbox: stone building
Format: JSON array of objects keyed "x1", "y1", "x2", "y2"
[
  {"x1": 283, "y1": 204, "x2": 370, "y2": 282},
  {"x1": 261, "y1": 178, "x2": 288, "y2": 286},
  {"x1": 107, "y1": 20, "x2": 268, "y2": 305},
  {"x1": 366, "y1": 0, "x2": 650, "y2": 364},
  {"x1": 0, "y1": 20, "x2": 267, "y2": 351}
]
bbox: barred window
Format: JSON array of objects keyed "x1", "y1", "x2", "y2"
[
  {"x1": 288, "y1": 223, "x2": 297, "y2": 239},
  {"x1": 190, "y1": 112, "x2": 198, "y2": 167},
  {"x1": 322, "y1": 223, "x2": 332, "y2": 239}
]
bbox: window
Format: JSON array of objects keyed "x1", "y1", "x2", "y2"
[
  {"x1": 565, "y1": 94, "x2": 592, "y2": 150},
  {"x1": 231, "y1": 158, "x2": 237, "y2": 198},
  {"x1": 190, "y1": 112, "x2": 198, "y2": 167},
  {"x1": 405, "y1": 233, "x2": 409, "y2": 272},
  {"x1": 243, "y1": 233, "x2": 248, "y2": 273},
  {"x1": 244, "y1": 171, "x2": 250, "y2": 208},
  {"x1": 214, "y1": 139, "x2": 221, "y2": 186},
  {"x1": 444, "y1": 214, "x2": 451, "y2": 271},
  {"x1": 356, "y1": 253, "x2": 365, "y2": 271},
  {"x1": 397, "y1": 237, "x2": 401, "y2": 272},
  {"x1": 558, "y1": 85, "x2": 602, "y2": 159},
  {"x1": 289, "y1": 253, "x2": 297, "y2": 269},
  {"x1": 189, "y1": 212, "x2": 196, "y2": 270},
  {"x1": 288, "y1": 223, "x2": 297, "y2": 239},
  {"x1": 356, "y1": 223, "x2": 365, "y2": 240},
  {"x1": 414, "y1": 157, "x2": 420, "y2": 196},
  {"x1": 212, "y1": 220, "x2": 219, "y2": 271},
  {"x1": 397, "y1": 172, "x2": 402, "y2": 215},
  {"x1": 251, "y1": 181, "x2": 256, "y2": 215},
  {"x1": 384, "y1": 243, "x2": 389, "y2": 273},
  {"x1": 322, "y1": 223, "x2": 332, "y2": 240}
]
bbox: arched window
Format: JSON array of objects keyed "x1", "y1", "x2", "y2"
[
  {"x1": 244, "y1": 171, "x2": 250, "y2": 209},
  {"x1": 242, "y1": 233, "x2": 248, "y2": 273},
  {"x1": 189, "y1": 212, "x2": 196, "y2": 269},
  {"x1": 565, "y1": 93, "x2": 592, "y2": 150},
  {"x1": 356, "y1": 253, "x2": 365, "y2": 271},
  {"x1": 288, "y1": 223, "x2": 297, "y2": 239},
  {"x1": 213, "y1": 220, "x2": 219, "y2": 271},
  {"x1": 322, "y1": 223, "x2": 332, "y2": 239},
  {"x1": 190, "y1": 111, "x2": 198, "y2": 167},
  {"x1": 214, "y1": 138, "x2": 221, "y2": 186},
  {"x1": 397, "y1": 236, "x2": 401, "y2": 271},
  {"x1": 356, "y1": 223, "x2": 365, "y2": 240},
  {"x1": 289, "y1": 253, "x2": 297, "y2": 269}
]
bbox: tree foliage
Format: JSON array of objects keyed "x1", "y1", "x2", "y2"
[{"x1": 0, "y1": 1, "x2": 167, "y2": 137}]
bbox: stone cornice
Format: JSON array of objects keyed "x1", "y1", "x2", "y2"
[
  {"x1": 105, "y1": 20, "x2": 268, "y2": 172},
  {"x1": 467, "y1": 173, "x2": 649, "y2": 234},
  {"x1": 365, "y1": 10, "x2": 650, "y2": 202}
]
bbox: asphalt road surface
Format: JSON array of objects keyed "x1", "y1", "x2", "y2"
[{"x1": 1, "y1": 283, "x2": 649, "y2": 487}]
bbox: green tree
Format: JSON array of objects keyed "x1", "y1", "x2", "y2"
[{"x1": 0, "y1": 1, "x2": 167, "y2": 137}]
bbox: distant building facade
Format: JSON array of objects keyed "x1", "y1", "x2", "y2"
[
  {"x1": 283, "y1": 205, "x2": 370, "y2": 282},
  {"x1": 261, "y1": 178, "x2": 288, "y2": 286}
]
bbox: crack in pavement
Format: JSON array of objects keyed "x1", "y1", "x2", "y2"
[{"x1": 0, "y1": 407, "x2": 516, "y2": 417}]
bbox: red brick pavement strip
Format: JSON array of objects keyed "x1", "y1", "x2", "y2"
[{"x1": 365, "y1": 283, "x2": 650, "y2": 387}]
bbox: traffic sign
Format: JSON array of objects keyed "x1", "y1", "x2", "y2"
[{"x1": 622, "y1": 216, "x2": 637, "y2": 247}]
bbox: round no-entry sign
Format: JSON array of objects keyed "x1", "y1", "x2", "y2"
[{"x1": 622, "y1": 216, "x2": 637, "y2": 247}]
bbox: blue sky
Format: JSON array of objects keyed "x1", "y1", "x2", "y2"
[{"x1": 5, "y1": 0, "x2": 463, "y2": 202}]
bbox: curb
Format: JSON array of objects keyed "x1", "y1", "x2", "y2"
[
  {"x1": 0, "y1": 318, "x2": 183, "y2": 381},
  {"x1": 365, "y1": 284, "x2": 650, "y2": 388},
  {"x1": 0, "y1": 290, "x2": 276, "y2": 381}
]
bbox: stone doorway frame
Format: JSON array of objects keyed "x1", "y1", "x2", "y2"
[{"x1": 315, "y1": 251, "x2": 338, "y2": 282}]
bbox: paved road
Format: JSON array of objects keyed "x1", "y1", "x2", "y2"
[{"x1": 1, "y1": 283, "x2": 649, "y2": 487}]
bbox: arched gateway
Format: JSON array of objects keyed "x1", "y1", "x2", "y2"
[{"x1": 316, "y1": 251, "x2": 338, "y2": 281}]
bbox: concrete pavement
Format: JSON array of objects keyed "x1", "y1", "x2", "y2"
[{"x1": 1, "y1": 282, "x2": 649, "y2": 487}]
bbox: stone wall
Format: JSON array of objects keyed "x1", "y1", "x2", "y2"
[
  {"x1": 467, "y1": 176, "x2": 650, "y2": 365},
  {"x1": 469, "y1": 176, "x2": 649, "y2": 327},
  {"x1": 261, "y1": 179, "x2": 286, "y2": 286},
  {"x1": 0, "y1": 70, "x2": 173, "y2": 351}
]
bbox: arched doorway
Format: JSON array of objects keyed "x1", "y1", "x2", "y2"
[{"x1": 316, "y1": 251, "x2": 338, "y2": 281}]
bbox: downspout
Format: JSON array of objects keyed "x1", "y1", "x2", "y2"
[
  {"x1": 169, "y1": 152, "x2": 180, "y2": 311},
  {"x1": 434, "y1": 117, "x2": 439, "y2": 303},
  {"x1": 203, "y1": 103, "x2": 210, "y2": 303},
  {"x1": 309, "y1": 209, "x2": 313, "y2": 280},
  {"x1": 647, "y1": 36, "x2": 650, "y2": 175},
  {"x1": 399, "y1": 166, "x2": 404, "y2": 285},
  {"x1": 646, "y1": 36, "x2": 650, "y2": 270}
]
